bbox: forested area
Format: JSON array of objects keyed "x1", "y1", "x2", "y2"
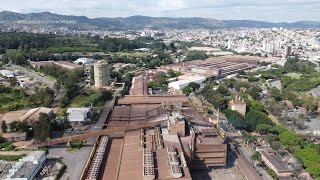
[
  {"x1": 184, "y1": 50, "x2": 208, "y2": 61},
  {"x1": 39, "y1": 64, "x2": 84, "y2": 108},
  {"x1": 0, "y1": 32, "x2": 176, "y2": 68},
  {"x1": 0, "y1": 85, "x2": 54, "y2": 111}
]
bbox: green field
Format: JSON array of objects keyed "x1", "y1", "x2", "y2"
[
  {"x1": 285, "y1": 73, "x2": 302, "y2": 79},
  {"x1": 70, "y1": 90, "x2": 111, "y2": 108}
]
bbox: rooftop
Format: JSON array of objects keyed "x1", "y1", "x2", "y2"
[
  {"x1": 260, "y1": 150, "x2": 291, "y2": 173},
  {"x1": 12, "y1": 161, "x2": 38, "y2": 179}
]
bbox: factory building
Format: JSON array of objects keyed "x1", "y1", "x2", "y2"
[
  {"x1": 75, "y1": 57, "x2": 94, "y2": 65},
  {"x1": 94, "y1": 74, "x2": 227, "y2": 180},
  {"x1": 168, "y1": 74, "x2": 206, "y2": 90},
  {"x1": 6, "y1": 151, "x2": 46, "y2": 180},
  {"x1": 94, "y1": 60, "x2": 110, "y2": 88},
  {"x1": 67, "y1": 106, "x2": 92, "y2": 123},
  {"x1": 160, "y1": 55, "x2": 262, "y2": 79}
]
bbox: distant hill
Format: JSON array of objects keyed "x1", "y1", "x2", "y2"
[
  {"x1": 1, "y1": 11, "x2": 320, "y2": 30},
  {"x1": 222, "y1": 20, "x2": 320, "y2": 28}
]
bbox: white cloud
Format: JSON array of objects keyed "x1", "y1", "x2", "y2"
[{"x1": 0, "y1": 0, "x2": 319, "y2": 22}]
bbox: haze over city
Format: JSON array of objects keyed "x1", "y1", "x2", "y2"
[{"x1": 0, "y1": 0, "x2": 320, "y2": 22}]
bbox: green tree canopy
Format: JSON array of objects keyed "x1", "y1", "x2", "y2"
[
  {"x1": 216, "y1": 86, "x2": 229, "y2": 96},
  {"x1": 244, "y1": 110, "x2": 273, "y2": 132},
  {"x1": 182, "y1": 86, "x2": 192, "y2": 95},
  {"x1": 256, "y1": 124, "x2": 273, "y2": 135},
  {"x1": 188, "y1": 82, "x2": 200, "y2": 91},
  {"x1": 223, "y1": 109, "x2": 246, "y2": 129}
]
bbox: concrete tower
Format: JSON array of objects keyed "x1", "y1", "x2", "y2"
[{"x1": 94, "y1": 60, "x2": 109, "y2": 88}]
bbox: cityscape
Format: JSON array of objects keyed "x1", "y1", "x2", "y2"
[{"x1": 0, "y1": 1, "x2": 320, "y2": 180}]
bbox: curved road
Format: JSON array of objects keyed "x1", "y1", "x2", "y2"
[{"x1": 10, "y1": 65, "x2": 64, "y2": 107}]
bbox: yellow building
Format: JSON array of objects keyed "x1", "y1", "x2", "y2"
[{"x1": 94, "y1": 60, "x2": 109, "y2": 88}]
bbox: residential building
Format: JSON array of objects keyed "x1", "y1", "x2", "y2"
[
  {"x1": 285, "y1": 45, "x2": 292, "y2": 57},
  {"x1": 94, "y1": 60, "x2": 110, "y2": 88}
]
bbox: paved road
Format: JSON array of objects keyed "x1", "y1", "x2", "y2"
[
  {"x1": 11, "y1": 65, "x2": 65, "y2": 107},
  {"x1": 11, "y1": 65, "x2": 55, "y2": 88},
  {"x1": 52, "y1": 86, "x2": 65, "y2": 107}
]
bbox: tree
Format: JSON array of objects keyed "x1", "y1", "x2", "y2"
[
  {"x1": 223, "y1": 109, "x2": 246, "y2": 129},
  {"x1": 247, "y1": 99, "x2": 265, "y2": 112},
  {"x1": 9, "y1": 121, "x2": 18, "y2": 132},
  {"x1": 1, "y1": 120, "x2": 7, "y2": 133},
  {"x1": 294, "y1": 147, "x2": 320, "y2": 178},
  {"x1": 188, "y1": 82, "x2": 200, "y2": 91},
  {"x1": 216, "y1": 86, "x2": 228, "y2": 96},
  {"x1": 90, "y1": 66, "x2": 94, "y2": 85},
  {"x1": 32, "y1": 113, "x2": 51, "y2": 141},
  {"x1": 244, "y1": 110, "x2": 273, "y2": 132},
  {"x1": 16, "y1": 120, "x2": 29, "y2": 132},
  {"x1": 167, "y1": 69, "x2": 176, "y2": 78},
  {"x1": 8, "y1": 77, "x2": 18, "y2": 87},
  {"x1": 250, "y1": 151, "x2": 261, "y2": 163},
  {"x1": 247, "y1": 85, "x2": 262, "y2": 100},
  {"x1": 256, "y1": 124, "x2": 273, "y2": 135},
  {"x1": 185, "y1": 50, "x2": 208, "y2": 61},
  {"x1": 147, "y1": 81, "x2": 158, "y2": 89},
  {"x1": 268, "y1": 87, "x2": 282, "y2": 101},
  {"x1": 211, "y1": 93, "x2": 228, "y2": 110},
  {"x1": 53, "y1": 82, "x2": 61, "y2": 92},
  {"x1": 182, "y1": 86, "x2": 192, "y2": 95},
  {"x1": 0, "y1": 45, "x2": 5, "y2": 54},
  {"x1": 154, "y1": 72, "x2": 167, "y2": 87}
]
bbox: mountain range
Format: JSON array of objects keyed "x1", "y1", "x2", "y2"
[{"x1": 1, "y1": 11, "x2": 320, "y2": 30}]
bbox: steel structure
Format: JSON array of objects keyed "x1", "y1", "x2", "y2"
[{"x1": 30, "y1": 120, "x2": 167, "y2": 148}]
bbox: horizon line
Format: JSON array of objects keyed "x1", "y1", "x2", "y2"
[{"x1": 0, "y1": 10, "x2": 319, "y2": 24}]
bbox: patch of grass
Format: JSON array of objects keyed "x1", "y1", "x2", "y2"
[
  {"x1": 70, "y1": 91, "x2": 101, "y2": 107},
  {"x1": 66, "y1": 140, "x2": 84, "y2": 152},
  {"x1": 0, "y1": 154, "x2": 25, "y2": 161},
  {"x1": 70, "y1": 90, "x2": 111, "y2": 108},
  {"x1": 56, "y1": 108, "x2": 67, "y2": 116},
  {"x1": 55, "y1": 164, "x2": 67, "y2": 180},
  {"x1": 0, "y1": 141, "x2": 14, "y2": 151},
  {"x1": 285, "y1": 73, "x2": 302, "y2": 79}
]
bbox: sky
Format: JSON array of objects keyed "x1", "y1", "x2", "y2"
[{"x1": 0, "y1": 0, "x2": 320, "y2": 22}]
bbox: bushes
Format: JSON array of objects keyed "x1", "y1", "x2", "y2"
[
  {"x1": 0, "y1": 154, "x2": 25, "y2": 161},
  {"x1": 55, "y1": 164, "x2": 67, "y2": 180}
]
